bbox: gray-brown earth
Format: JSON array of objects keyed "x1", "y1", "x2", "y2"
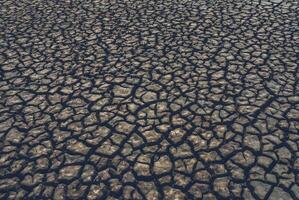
[{"x1": 0, "y1": 0, "x2": 298, "y2": 199}]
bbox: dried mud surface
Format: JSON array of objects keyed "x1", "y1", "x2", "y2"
[{"x1": 0, "y1": 0, "x2": 298, "y2": 199}]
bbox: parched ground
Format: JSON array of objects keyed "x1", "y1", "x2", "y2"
[{"x1": 0, "y1": 0, "x2": 298, "y2": 199}]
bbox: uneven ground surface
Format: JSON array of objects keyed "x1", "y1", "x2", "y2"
[{"x1": 0, "y1": 0, "x2": 298, "y2": 199}]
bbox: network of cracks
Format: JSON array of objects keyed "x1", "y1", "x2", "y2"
[{"x1": 0, "y1": 0, "x2": 298, "y2": 199}]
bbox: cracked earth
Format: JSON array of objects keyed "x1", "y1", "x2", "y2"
[{"x1": 0, "y1": 0, "x2": 298, "y2": 199}]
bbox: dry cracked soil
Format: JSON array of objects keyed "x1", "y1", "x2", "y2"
[{"x1": 0, "y1": 0, "x2": 298, "y2": 199}]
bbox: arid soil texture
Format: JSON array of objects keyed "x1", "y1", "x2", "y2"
[{"x1": 0, "y1": 0, "x2": 298, "y2": 199}]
